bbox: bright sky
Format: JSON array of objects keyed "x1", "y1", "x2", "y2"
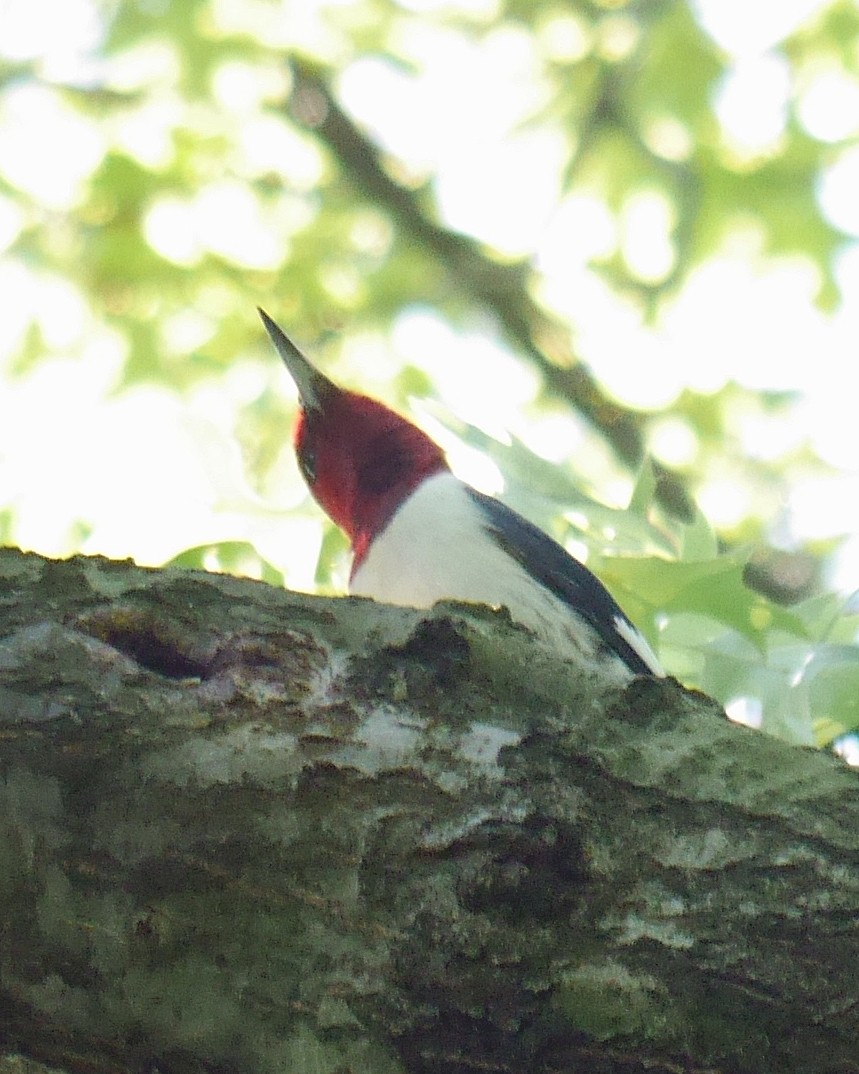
[{"x1": 1, "y1": 0, "x2": 858, "y2": 599}]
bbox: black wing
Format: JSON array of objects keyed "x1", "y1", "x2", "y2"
[{"x1": 467, "y1": 488, "x2": 658, "y2": 676}]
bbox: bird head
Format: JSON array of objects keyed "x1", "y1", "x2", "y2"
[{"x1": 259, "y1": 309, "x2": 448, "y2": 564}]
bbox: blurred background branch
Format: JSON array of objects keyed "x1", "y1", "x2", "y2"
[{"x1": 287, "y1": 55, "x2": 696, "y2": 520}]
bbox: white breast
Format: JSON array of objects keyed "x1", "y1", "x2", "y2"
[{"x1": 350, "y1": 473, "x2": 657, "y2": 680}]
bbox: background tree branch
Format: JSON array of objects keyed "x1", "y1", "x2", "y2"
[
  {"x1": 286, "y1": 57, "x2": 694, "y2": 521},
  {"x1": 1, "y1": 547, "x2": 857, "y2": 1074}
]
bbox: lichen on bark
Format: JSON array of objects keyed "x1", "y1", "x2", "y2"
[{"x1": 1, "y1": 547, "x2": 857, "y2": 1074}]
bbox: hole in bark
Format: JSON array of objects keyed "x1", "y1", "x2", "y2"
[
  {"x1": 108, "y1": 629, "x2": 209, "y2": 679},
  {"x1": 76, "y1": 608, "x2": 210, "y2": 680}
]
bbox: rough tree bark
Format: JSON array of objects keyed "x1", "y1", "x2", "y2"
[{"x1": 0, "y1": 547, "x2": 857, "y2": 1074}]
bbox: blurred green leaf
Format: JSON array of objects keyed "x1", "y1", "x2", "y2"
[
  {"x1": 315, "y1": 524, "x2": 350, "y2": 591},
  {"x1": 2, "y1": 0, "x2": 857, "y2": 754},
  {"x1": 628, "y1": 458, "x2": 659, "y2": 518},
  {"x1": 803, "y1": 646, "x2": 859, "y2": 740},
  {"x1": 677, "y1": 505, "x2": 719, "y2": 562},
  {"x1": 167, "y1": 542, "x2": 285, "y2": 587}
]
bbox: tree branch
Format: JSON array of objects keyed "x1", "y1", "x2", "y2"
[
  {"x1": 1, "y1": 548, "x2": 856, "y2": 1074},
  {"x1": 285, "y1": 58, "x2": 693, "y2": 520}
]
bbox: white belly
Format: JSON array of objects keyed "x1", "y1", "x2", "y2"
[{"x1": 350, "y1": 473, "x2": 655, "y2": 679}]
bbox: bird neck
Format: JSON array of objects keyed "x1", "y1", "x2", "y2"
[
  {"x1": 349, "y1": 441, "x2": 449, "y2": 571},
  {"x1": 305, "y1": 393, "x2": 449, "y2": 568}
]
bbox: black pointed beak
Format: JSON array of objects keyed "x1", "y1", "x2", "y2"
[{"x1": 258, "y1": 308, "x2": 335, "y2": 411}]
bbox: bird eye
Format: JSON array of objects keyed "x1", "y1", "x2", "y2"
[{"x1": 298, "y1": 448, "x2": 317, "y2": 484}]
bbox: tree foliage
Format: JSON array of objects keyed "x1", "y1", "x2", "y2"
[{"x1": 1, "y1": 0, "x2": 859, "y2": 744}]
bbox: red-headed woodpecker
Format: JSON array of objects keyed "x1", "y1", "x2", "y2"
[{"x1": 259, "y1": 308, "x2": 663, "y2": 681}]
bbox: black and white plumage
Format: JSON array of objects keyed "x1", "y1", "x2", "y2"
[
  {"x1": 351, "y1": 473, "x2": 662, "y2": 681},
  {"x1": 259, "y1": 308, "x2": 663, "y2": 683}
]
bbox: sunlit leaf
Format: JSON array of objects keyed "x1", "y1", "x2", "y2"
[
  {"x1": 167, "y1": 541, "x2": 285, "y2": 586},
  {"x1": 1, "y1": 0, "x2": 857, "y2": 754},
  {"x1": 628, "y1": 458, "x2": 659, "y2": 518}
]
